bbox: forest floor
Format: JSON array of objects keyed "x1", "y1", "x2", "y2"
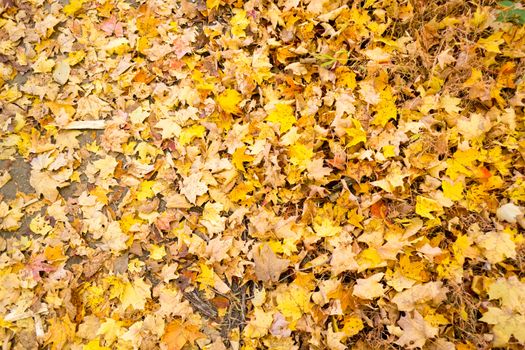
[{"x1": 1, "y1": 0, "x2": 525, "y2": 349}]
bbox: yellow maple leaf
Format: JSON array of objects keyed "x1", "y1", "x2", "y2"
[
  {"x1": 229, "y1": 182, "x2": 255, "y2": 202},
  {"x1": 446, "y1": 148, "x2": 479, "y2": 180},
  {"x1": 120, "y1": 278, "x2": 151, "y2": 311},
  {"x1": 244, "y1": 307, "x2": 273, "y2": 338},
  {"x1": 415, "y1": 196, "x2": 443, "y2": 219},
  {"x1": 313, "y1": 217, "x2": 342, "y2": 237},
  {"x1": 149, "y1": 244, "x2": 166, "y2": 260},
  {"x1": 488, "y1": 277, "x2": 525, "y2": 313},
  {"x1": 45, "y1": 101, "x2": 76, "y2": 119},
  {"x1": 345, "y1": 118, "x2": 367, "y2": 147},
  {"x1": 463, "y1": 68, "x2": 483, "y2": 88},
  {"x1": 44, "y1": 245, "x2": 66, "y2": 262},
  {"x1": 179, "y1": 124, "x2": 206, "y2": 146},
  {"x1": 440, "y1": 94, "x2": 462, "y2": 114},
  {"x1": 266, "y1": 103, "x2": 296, "y2": 133},
  {"x1": 29, "y1": 214, "x2": 53, "y2": 235},
  {"x1": 63, "y1": 0, "x2": 86, "y2": 16},
  {"x1": 217, "y1": 89, "x2": 242, "y2": 114},
  {"x1": 93, "y1": 155, "x2": 118, "y2": 180},
  {"x1": 32, "y1": 56, "x2": 55, "y2": 73},
  {"x1": 156, "y1": 119, "x2": 182, "y2": 139},
  {"x1": 289, "y1": 143, "x2": 314, "y2": 169},
  {"x1": 0, "y1": 86, "x2": 22, "y2": 103},
  {"x1": 83, "y1": 339, "x2": 110, "y2": 350},
  {"x1": 230, "y1": 9, "x2": 249, "y2": 37},
  {"x1": 341, "y1": 316, "x2": 364, "y2": 337},
  {"x1": 347, "y1": 208, "x2": 364, "y2": 229},
  {"x1": 136, "y1": 180, "x2": 156, "y2": 201},
  {"x1": 97, "y1": 318, "x2": 125, "y2": 345},
  {"x1": 276, "y1": 283, "x2": 311, "y2": 323},
  {"x1": 337, "y1": 69, "x2": 357, "y2": 89},
  {"x1": 66, "y1": 50, "x2": 86, "y2": 65},
  {"x1": 475, "y1": 230, "x2": 516, "y2": 264},
  {"x1": 436, "y1": 256, "x2": 464, "y2": 282},
  {"x1": 452, "y1": 234, "x2": 478, "y2": 264},
  {"x1": 357, "y1": 247, "x2": 386, "y2": 271},
  {"x1": 196, "y1": 263, "x2": 215, "y2": 287},
  {"x1": 442, "y1": 180, "x2": 464, "y2": 201},
  {"x1": 481, "y1": 307, "x2": 525, "y2": 347},
  {"x1": 232, "y1": 146, "x2": 254, "y2": 172},
  {"x1": 372, "y1": 88, "x2": 397, "y2": 127},
  {"x1": 44, "y1": 316, "x2": 75, "y2": 350},
  {"x1": 382, "y1": 144, "x2": 396, "y2": 157},
  {"x1": 206, "y1": 0, "x2": 220, "y2": 10},
  {"x1": 477, "y1": 32, "x2": 504, "y2": 53}
]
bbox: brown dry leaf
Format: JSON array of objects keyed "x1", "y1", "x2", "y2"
[
  {"x1": 253, "y1": 244, "x2": 289, "y2": 282},
  {"x1": 30, "y1": 170, "x2": 62, "y2": 201}
]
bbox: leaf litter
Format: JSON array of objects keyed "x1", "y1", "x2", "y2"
[{"x1": 0, "y1": 0, "x2": 525, "y2": 349}]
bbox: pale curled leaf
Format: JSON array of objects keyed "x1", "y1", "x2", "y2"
[{"x1": 62, "y1": 120, "x2": 106, "y2": 130}]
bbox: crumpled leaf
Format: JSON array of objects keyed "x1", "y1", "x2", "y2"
[{"x1": 496, "y1": 202, "x2": 523, "y2": 224}]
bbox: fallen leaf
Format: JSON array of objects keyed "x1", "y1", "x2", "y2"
[
  {"x1": 253, "y1": 244, "x2": 289, "y2": 282},
  {"x1": 162, "y1": 320, "x2": 204, "y2": 350},
  {"x1": 352, "y1": 272, "x2": 386, "y2": 300},
  {"x1": 394, "y1": 311, "x2": 439, "y2": 349}
]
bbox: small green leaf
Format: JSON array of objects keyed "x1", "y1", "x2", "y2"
[{"x1": 498, "y1": 0, "x2": 515, "y2": 7}]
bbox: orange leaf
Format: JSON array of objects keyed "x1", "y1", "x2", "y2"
[
  {"x1": 162, "y1": 320, "x2": 204, "y2": 350},
  {"x1": 370, "y1": 200, "x2": 387, "y2": 219}
]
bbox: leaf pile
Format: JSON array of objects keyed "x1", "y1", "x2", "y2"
[{"x1": 1, "y1": 0, "x2": 525, "y2": 349}]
